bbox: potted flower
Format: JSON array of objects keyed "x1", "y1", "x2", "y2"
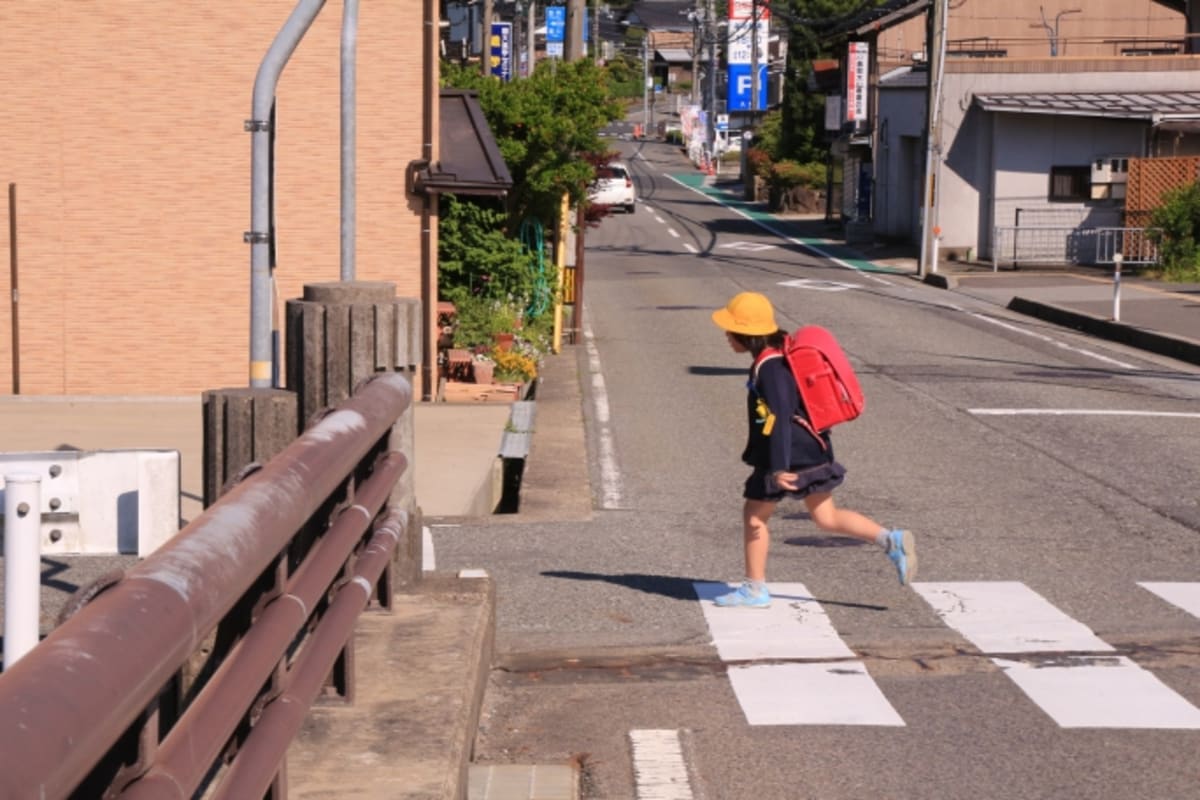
[
  {"x1": 491, "y1": 345, "x2": 538, "y2": 385},
  {"x1": 471, "y1": 350, "x2": 495, "y2": 384}
]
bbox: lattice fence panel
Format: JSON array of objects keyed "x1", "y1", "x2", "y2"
[{"x1": 1126, "y1": 156, "x2": 1200, "y2": 226}]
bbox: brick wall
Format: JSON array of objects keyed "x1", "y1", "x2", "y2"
[
  {"x1": 876, "y1": 0, "x2": 1184, "y2": 70},
  {"x1": 0, "y1": 2, "x2": 427, "y2": 395}
]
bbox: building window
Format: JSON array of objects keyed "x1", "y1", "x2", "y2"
[{"x1": 1048, "y1": 166, "x2": 1091, "y2": 202}]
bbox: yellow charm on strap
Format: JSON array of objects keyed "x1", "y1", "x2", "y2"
[{"x1": 756, "y1": 397, "x2": 776, "y2": 435}]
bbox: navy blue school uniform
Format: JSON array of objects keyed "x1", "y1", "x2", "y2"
[{"x1": 742, "y1": 354, "x2": 846, "y2": 501}]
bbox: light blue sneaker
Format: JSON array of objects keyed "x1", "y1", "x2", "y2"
[
  {"x1": 713, "y1": 581, "x2": 771, "y2": 608},
  {"x1": 886, "y1": 529, "x2": 917, "y2": 586}
]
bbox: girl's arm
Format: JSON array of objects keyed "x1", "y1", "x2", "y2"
[{"x1": 759, "y1": 359, "x2": 798, "y2": 475}]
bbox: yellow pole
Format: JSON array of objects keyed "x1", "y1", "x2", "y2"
[{"x1": 552, "y1": 192, "x2": 569, "y2": 354}]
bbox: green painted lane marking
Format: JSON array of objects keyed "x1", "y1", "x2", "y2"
[{"x1": 668, "y1": 173, "x2": 905, "y2": 275}]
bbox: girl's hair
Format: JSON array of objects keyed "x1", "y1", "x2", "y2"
[{"x1": 730, "y1": 330, "x2": 786, "y2": 356}]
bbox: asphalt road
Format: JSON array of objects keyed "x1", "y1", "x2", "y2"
[{"x1": 431, "y1": 135, "x2": 1200, "y2": 800}]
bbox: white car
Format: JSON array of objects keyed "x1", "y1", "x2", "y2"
[{"x1": 588, "y1": 162, "x2": 636, "y2": 213}]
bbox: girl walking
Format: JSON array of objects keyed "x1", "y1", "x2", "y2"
[{"x1": 710, "y1": 291, "x2": 917, "y2": 608}]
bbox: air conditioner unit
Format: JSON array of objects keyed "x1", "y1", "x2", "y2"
[
  {"x1": 1091, "y1": 156, "x2": 1130, "y2": 200},
  {"x1": 1091, "y1": 156, "x2": 1130, "y2": 185}
]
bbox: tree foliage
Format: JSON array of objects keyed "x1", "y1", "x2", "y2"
[
  {"x1": 776, "y1": 0, "x2": 887, "y2": 163},
  {"x1": 442, "y1": 59, "x2": 624, "y2": 229},
  {"x1": 1148, "y1": 182, "x2": 1200, "y2": 281},
  {"x1": 437, "y1": 194, "x2": 535, "y2": 306}
]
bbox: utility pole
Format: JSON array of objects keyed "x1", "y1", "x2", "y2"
[
  {"x1": 593, "y1": 0, "x2": 601, "y2": 61},
  {"x1": 642, "y1": 35, "x2": 650, "y2": 134},
  {"x1": 513, "y1": 2, "x2": 523, "y2": 77},
  {"x1": 750, "y1": 0, "x2": 760, "y2": 124},
  {"x1": 566, "y1": 0, "x2": 584, "y2": 61},
  {"x1": 707, "y1": 0, "x2": 716, "y2": 152},
  {"x1": 481, "y1": 0, "x2": 494, "y2": 76},
  {"x1": 528, "y1": 2, "x2": 536, "y2": 74},
  {"x1": 690, "y1": 1, "x2": 703, "y2": 106},
  {"x1": 918, "y1": 0, "x2": 948, "y2": 277}
]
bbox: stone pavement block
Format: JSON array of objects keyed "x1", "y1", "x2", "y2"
[{"x1": 468, "y1": 764, "x2": 578, "y2": 800}]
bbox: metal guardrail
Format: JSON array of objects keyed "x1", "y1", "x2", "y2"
[
  {"x1": 1093, "y1": 227, "x2": 1161, "y2": 266},
  {"x1": 0, "y1": 372, "x2": 413, "y2": 799},
  {"x1": 991, "y1": 226, "x2": 1160, "y2": 270}
]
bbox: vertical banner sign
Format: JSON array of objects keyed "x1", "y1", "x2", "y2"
[
  {"x1": 490, "y1": 23, "x2": 512, "y2": 81},
  {"x1": 546, "y1": 5, "x2": 565, "y2": 59},
  {"x1": 846, "y1": 41, "x2": 869, "y2": 125},
  {"x1": 726, "y1": 0, "x2": 769, "y2": 112}
]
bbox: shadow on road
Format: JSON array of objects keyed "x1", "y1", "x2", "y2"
[{"x1": 542, "y1": 569, "x2": 888, "y2": 611}]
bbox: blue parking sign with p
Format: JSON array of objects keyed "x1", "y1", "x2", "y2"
[{"x1": 726, "y1": 63, "x2": 767, "y2": 112}]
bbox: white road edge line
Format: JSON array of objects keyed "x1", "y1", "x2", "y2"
[
  {"x1": 666, "y1": 174, "x2": 892, "y2": 285},
  {"x1": 629, "y1": 729, "x2": 695, "y2": 800},
  {"x1": 966, "y1": 311, "x2": 1138, "y2": 369},
  {"x1": 667, "y1": 175, "x2": 1149, "y2": 371},
  {"x1": 584, "y1": 319, "x2": 624, "y2": 509},
  {"x1": 969, "y1": 409, "x2": 1200, "y2": 418}
]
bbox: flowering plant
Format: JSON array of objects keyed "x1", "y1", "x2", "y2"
[{"x1": 491, "y1": 346, "x2": 538, "y2": 383}]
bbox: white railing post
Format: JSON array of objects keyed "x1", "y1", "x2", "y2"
[
  {"x1": 931, "y1": 226, "x2": 941, "y2": 274},
  {"x1": 3, "y1": 472, "x2": 42, "y2": 668},
  {"x1": 1112, "y1": 252, "x2": 1123, "y2": 322}
]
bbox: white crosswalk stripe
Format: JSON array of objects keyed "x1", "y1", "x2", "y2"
[
  {"x1": 693, "y1": 581, "x2": 853, "y2": 661},
  {"x1": 696, "y1": 580, "x2": 1200, "y2": 730},
  {"x1": 913, "y1": 581, "x2": 1112, "y2": 653},
  {"x1": 727, "y1": 663, "x2": 905, "y2": 726},
  {"x1": 914, "y1": 581, "x2": 1200, "y2": 730},
  {"x1": 694, "y1": 581, "x2": 905, "y2": 726},
  {"x1": 1139, "y1": 581, "x2": 1200, "y2": 618}
]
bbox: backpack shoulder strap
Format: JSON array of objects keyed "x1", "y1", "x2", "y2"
[{"x1": 750, "y1": 348, "x2": 782, "y2": 384}]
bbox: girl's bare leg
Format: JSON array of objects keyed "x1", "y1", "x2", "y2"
[
  {"x1": 803, "y1": 492, "x2": 885, "y2": 544},
  {"x1": 742, "y1": 499, "x2": 778, "y2": 581}
]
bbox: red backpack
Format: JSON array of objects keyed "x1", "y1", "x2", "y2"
[{"x1": 753, "y1": 325, "x2": 865, "y2": 445}]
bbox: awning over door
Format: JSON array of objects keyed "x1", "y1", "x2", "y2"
[{"x1": 414, "y1": 89, "x2": 513, "y2": 196}]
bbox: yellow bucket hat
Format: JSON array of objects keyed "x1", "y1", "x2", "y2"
[{"x1": 711, "y1": 291, "x2": 778, "y2": 335}]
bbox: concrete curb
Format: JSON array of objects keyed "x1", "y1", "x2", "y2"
[
  {"x1": 1007, "y1": 296, "x2": 1200, "y2": 367},
  {"x1": 922, "y1": 272, "x2": 956, "y2": 290}
]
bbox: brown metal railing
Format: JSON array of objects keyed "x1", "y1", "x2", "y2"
[{"x1": 0, "y1": 372, "x2": 413, "y2": 800}]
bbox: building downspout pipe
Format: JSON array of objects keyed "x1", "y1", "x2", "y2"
[
  {"x1": 341, "y1": 0, "x2": 358, "y2": 281},
  {"x1": 421, "y1": 0, "x2": 437, "y2": 401},
  {"x1": 248, "y1": 0, "x2": 328, "y2": 388}
]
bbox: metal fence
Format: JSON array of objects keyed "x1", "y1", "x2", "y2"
[
  {"x1": 0, "y1": 373, "x2": 413, "y2": 799},
  {"x1": 991, "y1": 226, "x2": 1160, "y2": 270}
]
